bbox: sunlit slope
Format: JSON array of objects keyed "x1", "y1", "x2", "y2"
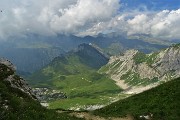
[{"x1": 94, "y1": 77, "x2": 180, "y2": 120}]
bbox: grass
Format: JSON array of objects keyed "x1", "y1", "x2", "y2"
[
  {"x1": 49, "y1": 94, "x2": 129, "y2": 110},
  {"x1": 36, "y1": 72, "x2": 122, "y2": 110},
  {"x1": 52, "y1": 73, "x2": 121, "y2": 97},
  {"x1": 99, "y1": 51, "x2": 160, "y2": 87},
  {"x1": 28, "y1": 49, "x2": 122, "y2": 110},
  {"x1": 49, "y1": 96, "x2": 110, "y2": 110},
  {"x1": 121, "y1": 70, "x2": 159, "y2": 86},
  {"x1": 93, "y1": 77, "x2": 180, "y2": 120},
  {"x1": 99, "y1": 60, "x2": 123, "y2": 74},
  {"x1": 0, "y1": 63, "x2": 83, "y2": 120},
  {"x1": 133, "y1": 52, "x2": 158, "y2": 65}
]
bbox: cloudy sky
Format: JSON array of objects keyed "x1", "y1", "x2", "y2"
[{"x1": 0, "y1": 0, "x2": 180, "y2": 40}]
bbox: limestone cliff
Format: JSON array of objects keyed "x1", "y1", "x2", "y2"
[{"x1": 99, "y1": 44, "x2": 180, "y2": 93}]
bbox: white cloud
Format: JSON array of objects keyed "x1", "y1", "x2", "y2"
[
  {"x1": 127, "y1": 14, "x2": 149, "y2": 35},
  {"x1": 0, "y1": 0, "x2": 120, "y2": 39},
  {"x1": 80, "y1": 9, "x2": 180, "y2": 40},
  {"x1": 127, "y1": 9, "x2": 180, "y2": 39},
  {"x1": 50, "y1": 0, "x2": 120, "y2": 34},
  {"x1": 0, "y1": 0, "x2": 180, "y2": 40}
]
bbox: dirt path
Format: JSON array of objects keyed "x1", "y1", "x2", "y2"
[{"x1": 70, "y1": 112, "x2": 134, "y2": 120}]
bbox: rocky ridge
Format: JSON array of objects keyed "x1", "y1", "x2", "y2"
[
  {"x1": 99, "y1": 44, "x2": 180, "y2": 93},
  {"x1": 0, "y1": 58, "x2": 36, "y2": 100}
]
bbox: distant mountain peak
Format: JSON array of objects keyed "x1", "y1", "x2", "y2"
[
  {"x1": 75, "y1": 43, "x2": 108, "y2": 56},
  {"x1": 42, "y1": 43, "x2": 109, "y2": 76},
  {"x1": 69, "y1": 43, "x2": 109, "y2": 69}
]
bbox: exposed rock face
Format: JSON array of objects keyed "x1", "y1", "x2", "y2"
[
  {"x1": 32, "y1": 88, "x2": 67, "y2": 102},
  {"x1": 0, "y1": 59, "x2": 37, "y2": 100},
  {"x1": 99, "y1": 44, "x2": 180, "y2": 93},
  {"x1": 4, "y1": 75, "x2": 37, "y2": 99},
  {"x1": 137, "y1": 63, "x2": 159, "y2": 79},
  {"x1": 153, "y1": 46, "x2": 180, "y2": 79},
  {"x1": 0, "y1": 58, "x2": 16, "y2": 71}
]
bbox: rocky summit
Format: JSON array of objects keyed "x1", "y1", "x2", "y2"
[{"x1": 99, "y1": 44, "x2": 180, "y2": 94}]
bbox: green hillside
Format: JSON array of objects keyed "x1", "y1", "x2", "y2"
[
  {"x1": 0, "y1": 63, "x2": 82, "y2": 120},
  {"x1": 28, "y1": 44, "x2": 123, "y2": 110},
  {"x1": 94, "y1": 77, "x2": 180, "y2": 120}
]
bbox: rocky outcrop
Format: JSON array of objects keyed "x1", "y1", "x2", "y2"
[
  {"x1": 152, "y1": 46, "x2": 180, "y2": 79},
  {"x1": 0, "y1": 58, "x2": 16, "y2": 71},
  {"x1": 99, "y1": 44, "x2": 180, "y2": 93},
  {"x1": 0, "y1": 59, "x2": 37, "y2": 100},
  {"x1": 32, "y1": 88, "x2": 67, "y2": 102}
]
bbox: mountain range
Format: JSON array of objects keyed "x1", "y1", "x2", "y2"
[{"x1": 0, "y1": 34, "x2": 170, "y2": 74}]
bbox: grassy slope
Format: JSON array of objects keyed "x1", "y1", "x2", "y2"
[
  {"x1": 99, "y1": 51, "x2": 160, "y2": 86},
  {"x1": 133, "y1": 52, "x2": 158, "y2": 65},
  {"x1": 28, "y1": 51, "x2": 122, "y2": 109},
  {"x1": 94, "y1": 77, "x2": 180, "y2": 120},
  {"x1": 0, "y1": 64, "x2": 82, "y2": 120}
]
